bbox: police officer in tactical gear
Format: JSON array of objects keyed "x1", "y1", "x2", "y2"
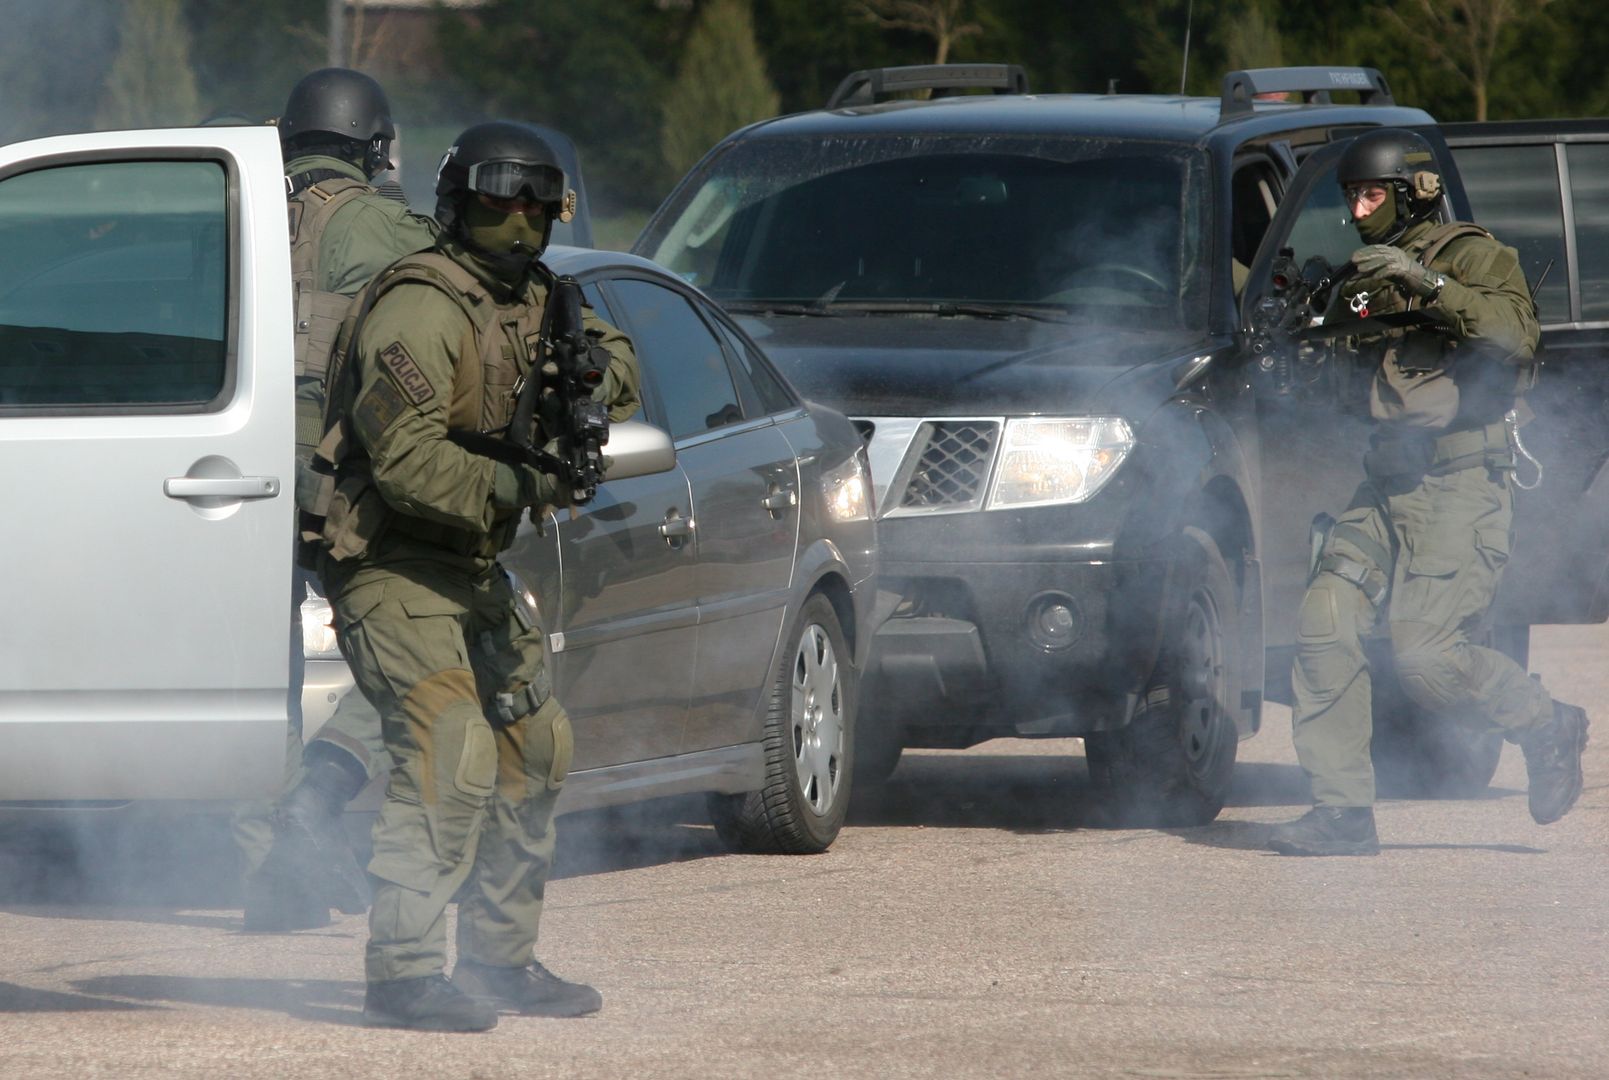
[
  {"x1": 314, "y1": 120, "x2": 639, "y2": 1031},
  {"x1": 1268, "y1": 128, "x2": 1590, "y2": 856},
  {"x1": 237, "y1": 67, "x2": 438, "y2": 932}
]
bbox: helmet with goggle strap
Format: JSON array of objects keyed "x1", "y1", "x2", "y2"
[{"x1": 435, "y1": 121, "x2": 577, "y2": 232}]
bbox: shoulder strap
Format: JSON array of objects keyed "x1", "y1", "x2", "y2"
[{"x1": 1412, "y1": 222, "x2": 1493, "y2": 270}]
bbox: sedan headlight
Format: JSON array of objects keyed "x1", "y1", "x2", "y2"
[
  {"x1": 987, "y1": 416, "x2": 1134, "y2": 509},
  {"x1": 822, "y1": 449, "x2": 872, "y2": 522},
  {"x1": 300, "y1": 589, "x2": 343, "y2": 660}
]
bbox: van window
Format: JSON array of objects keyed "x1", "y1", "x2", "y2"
[
  {"x1": 0, "y1": 160, "x2": 229, "y2": 409},
  {"x1": 1455, "y1": 145, "x2": 1568, "y2": 324},
  {"x1": 1567, "y1": 144, "x2": 1609, "y2": 322}
]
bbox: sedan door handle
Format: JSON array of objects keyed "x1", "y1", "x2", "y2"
[
  {"x1": 658, "y1": 514, "x2": 693, "y2": 538},
  {"x1": 760, "y1": 486, "x2": 797, "y2": 512},
  {"x1": 164, "y1": 476, "x2": 281, "y2": 500}
]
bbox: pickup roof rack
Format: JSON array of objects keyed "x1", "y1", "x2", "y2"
[
  {"x1": 1220, "y1": 66, "x2": 1394, "y2": 119},
  {"x1": 826, "y1": 63, "x2": 1030, "y2": 110}
]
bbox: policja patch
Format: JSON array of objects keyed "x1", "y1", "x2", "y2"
[{"x1": 380, "y1": 340, "x2": 436, "y2": 406}]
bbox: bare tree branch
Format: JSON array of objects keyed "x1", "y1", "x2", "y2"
[
  {"x1": 855, "y1": 0, "x2": 982, "y2": 66},
  {"x1": 1382, "y1": 0, "x2": 1552, "y2": 120}
]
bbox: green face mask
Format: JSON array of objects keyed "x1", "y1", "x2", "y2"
[
  {"x1": 462, "y1": 196, "x2": 548, "y2": 257},
  {"x1": 1355, "y1": 188, "x2": 1399, "y2": 244}
]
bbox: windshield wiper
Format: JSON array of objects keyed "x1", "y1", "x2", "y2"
[
  {"x1": 819, "y1": 299, "x2": 1086, "y2": 324},
  {"x1": 721, "y1": 299, "x2": 839, "y2": 317}
]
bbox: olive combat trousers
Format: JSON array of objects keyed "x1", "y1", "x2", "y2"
[
  {"x1": 1291, "y1": 463, "x2": 1553, "y2": 807},
  {"x1": 328, "y1": 560, "x2": 571, "y2": 984},
  {"x1": 233, "y1": 567, "x2": 386, "y2": 879}
]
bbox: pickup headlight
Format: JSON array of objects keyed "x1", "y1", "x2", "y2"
[
  {"x1": 987, "y1": 417, "x2": 1134, "y2": 509},
  {"x1": 300, "y1": 589, "x2": 343, "y2": 660},
  {"x1": 822, "y1": 449, "x2": 872, "y2": 522}
]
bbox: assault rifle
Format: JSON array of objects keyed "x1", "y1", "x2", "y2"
[
  {"x1": 1245, "y1": 252, "x2": 1353, "y2": 394},
  {"x1": 448, "y1": 273, "x2": 612, "y2": 506},
  {"x1": 1246, "y1": 251, "x2": 1450, "y2": 394}
]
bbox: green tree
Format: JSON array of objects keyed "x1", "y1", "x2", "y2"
[
  {"x1": 184, "y1": 0, "x2": 326, "y2": 122},
  {"x1": 436, "y1": 0, "x2": 688, "y2": 211},
  {"x1": 97, "y1": 0, "x2": 203, "y2": 129},
  {"x1": 661, "y1": 0, "x2": 780, "y2": 177}
]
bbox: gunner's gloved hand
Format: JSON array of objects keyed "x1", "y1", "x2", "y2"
[
  {"x1": 491, "y1": 462, "x2": 567, "y2": 511},
  {"x1": 1350, "y1": 244, "x2": 1440, "y2": 299}
]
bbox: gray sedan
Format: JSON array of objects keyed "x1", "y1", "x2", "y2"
[{"x1": 304, "y1": 246, "x2": 878, "y2": 853}]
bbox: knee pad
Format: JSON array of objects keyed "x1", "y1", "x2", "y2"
[{"x1": 1294, "y1": 576, "x2": 1368, "y2": 701}]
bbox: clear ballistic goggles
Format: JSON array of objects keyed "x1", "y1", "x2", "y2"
[{"x1": 466, "y1": 159, "x2": 566, "y2": 204}]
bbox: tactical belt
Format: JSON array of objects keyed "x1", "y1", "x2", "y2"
[
  {"x1": 1427, "y1": 420, "x2": 1513, "y2": 476},
  {"x1": 1368, "y1": 419, "x2": 1513, "y2": 480}
]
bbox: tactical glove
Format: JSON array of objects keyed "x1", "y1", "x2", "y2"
[
  {"x1": 491, "y1": 462, "x2": 566, "y2": 511},
  {"x1": 1351, "y1": 244, "x2": 1441, "y2": 299}
]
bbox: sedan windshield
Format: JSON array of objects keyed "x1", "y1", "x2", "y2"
[{"x1": 640, "y1": 134, "x2": 1210, "y2": 330}]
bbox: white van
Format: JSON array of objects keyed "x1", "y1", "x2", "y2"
[{"x1": 0, "y1": 127, "x2": 295, "y2": 801}]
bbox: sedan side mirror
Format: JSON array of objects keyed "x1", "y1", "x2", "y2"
[{"x1": 603, "y1": 420, "x2": 676, "y2": 482}]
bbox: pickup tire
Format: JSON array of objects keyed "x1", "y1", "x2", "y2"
[
  {"x1": 853, "y1": 711, "x2": 904, "y2": 785},
  {"x1": 1368, "y1": 626, "x2": 1523, "y2": 798},
  {"x1": 708, "y1": 594, "x2": 854, "y2": 853},
  {"x1": 1086, "y1": 527, "x2": 1241, "y2": 826}
]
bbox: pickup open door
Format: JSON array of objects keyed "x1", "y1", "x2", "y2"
[{"x1": 0, "y1": 127, "x2": 294, "y2": 801}]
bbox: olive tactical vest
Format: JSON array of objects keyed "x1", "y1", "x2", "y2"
[
  {"x1": 304, "y1": 250, "x2": 550, "y2": 565},
  {"x1": 1365, "y1": 222, "x2": 1534, "y2": 430},
  {"x1": 288, "y1": 176, "x2": 372, "y2": 512}
]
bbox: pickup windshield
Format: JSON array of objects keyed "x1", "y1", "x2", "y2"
[{"x1": 641, "y1": 134, "x2": 1210, "y2": 331}]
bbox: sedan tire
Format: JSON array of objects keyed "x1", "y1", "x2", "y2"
[{"x1": 708, "y1": 594, "x2": 855, "y2": 854}]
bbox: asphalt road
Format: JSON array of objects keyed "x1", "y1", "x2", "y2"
[{"x1": 0, "y1": 625, "x2": 1604, "y2": 1080}]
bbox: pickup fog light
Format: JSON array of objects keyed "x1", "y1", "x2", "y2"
[
  {"x1": 822, "y1": 449, "x2": 872, "y2": 522},
  {"x1": 1025, "y1": 591, "x2": 1083, "y2": 651},
  {"x1": 300, "y1": 589, "x2": 343, "y2": 660},
  {"x1": 988, "y1": 416, "x2": 1134, "y2": 509}
]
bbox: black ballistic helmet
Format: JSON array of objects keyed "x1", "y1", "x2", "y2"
[
  {"x1": 279, "y1": 68, "x2": 395, "y2": 176},
  {"x1": 435, "y1": 121, "x2": 569, "y2": 231},
  {"x1": 1336, "y1": 127, "x2": 1439, "y2": 190},
  {"x1": 280, "y1": 68, "x2": 395, "y2": 145},
  {"x1": 1336, "y1": 128, "x2": 1444, "y2": 242}
]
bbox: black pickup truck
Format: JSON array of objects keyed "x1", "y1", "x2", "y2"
[{"x1": 635, "y1": 65, "x2": 1609, "y2": 824}]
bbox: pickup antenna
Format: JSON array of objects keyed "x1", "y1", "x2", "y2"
[
  {"x1": 1179, "y1": 0, "x2": 1195, "y2": 95},
  {"x1": 1530, "y1": 257, "x2": 1555, "y2": 301}
]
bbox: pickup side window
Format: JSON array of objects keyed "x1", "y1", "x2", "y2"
[
  {"x1": 1280, "y1": 161, "x2": 1360, "y2": 272},
  {"x1": 1454, "y1": 145, "x2": 1568, "y2": 324},
  {"x1": 0, "y1": 160, "x2": 228, "y2": 409},
  {"x1": 1567, "y1": 144, "x2": 1609, "y2": 322}
]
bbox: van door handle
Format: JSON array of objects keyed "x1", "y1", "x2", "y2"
[
  {"x1": 164, "y1": 476, "x2": 281, "y2": 500},
  {"x1": 760, "y1": 485, "x2": 797, "y2": 512}
]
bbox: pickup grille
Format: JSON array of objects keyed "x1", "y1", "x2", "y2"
[{"x1": 897, "y1": 421, "x2": 998, "y2": 512}]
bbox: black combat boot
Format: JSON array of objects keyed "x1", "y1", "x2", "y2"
[
  {"x1": 241, "y1": 869, "x2": 330, "y2": 932},
  {"x1": 1521, "y1": 701, "x2": 1589, "y2": 825},
  {"x1": 242, "y1": 753, "x2": 370, "y2": 931},
  {"x1": 364, "y1": 975, "x2": 498, "y2": 1032},
  {"x1": 452, "y1": 959, "x2": 603, "y2": 1018},
  {"x1": 1267, "y1": 806, "x2": 1380, "y2": 856}
]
